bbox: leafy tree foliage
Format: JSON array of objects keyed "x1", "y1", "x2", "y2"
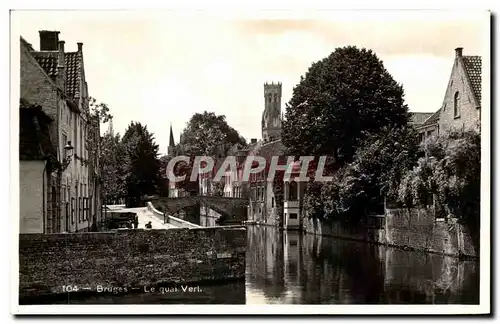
[
  {"x1": 85, "y1": 97, "x2": 113, "y2": 229},
  {"x1": 173, "y1": 111, "x2": 247, "y2": 195},
  {"x1": 398, "y1": 130, "x2": 480, "y2": 247},
  {"x1": 282, "y1": 46, "x2": 410, "y2": 165},
  {"x1": 122, "y1": 122, "x2": 160, "y2": 206},
  {"x1": 86, "y1": 97, "x2": 112, "y2": 167},
  {"x1": 283, "y1": 46, "x2": 412, "y2": 224},
  {"x1": 179, "y1": 111, "x2": 247, "y2": 157},
  {"x1": 316, "y1": 126, "x2": 420, "y2": 223},
  {"x1": 100, "y1": 132, "x2": 127, "y2": 204}
]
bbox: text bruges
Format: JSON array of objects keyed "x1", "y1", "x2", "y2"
[{"x1": 96, "y1": 285, "x2": 128, "y2": 294}]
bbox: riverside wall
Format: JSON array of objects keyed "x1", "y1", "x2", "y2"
[
  {"x1": 19, "y1": 226, "x2": 246, "y2": 301},
  {"x1": 302, "y1": 207, "x2": 477, "y2": 258}
]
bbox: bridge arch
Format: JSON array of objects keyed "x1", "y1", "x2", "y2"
[{"x1": 149, "y1": 196, "x2": 249, "y2": 224}]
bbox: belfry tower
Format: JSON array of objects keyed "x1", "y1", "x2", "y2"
[{"x1": 261, "y1": 82, "x2": 282, "y2": 142}]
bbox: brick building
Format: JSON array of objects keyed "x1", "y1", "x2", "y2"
[
  {"x1": 19, "y1": 31, "x2": 101, "y2": 233},
  {"x1": 415, "y1": 47, "x2": 482, "y2": 141}
]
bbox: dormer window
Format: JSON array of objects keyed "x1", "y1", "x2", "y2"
[{"x1": 454, "y1": 91, "x2": 460, "y2": 118}]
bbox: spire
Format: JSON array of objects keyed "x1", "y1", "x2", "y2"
[{"x1": 169, "y1": 123, "x2": 175, "y2": 147}]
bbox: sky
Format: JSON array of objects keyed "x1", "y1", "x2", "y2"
[{"x1": 12, "y1": 10, "x2": 488, "y2": 155}]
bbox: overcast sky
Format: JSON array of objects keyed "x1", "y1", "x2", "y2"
[{"x1": 12, "y1": 10, "x2": 488, "y2": 155}]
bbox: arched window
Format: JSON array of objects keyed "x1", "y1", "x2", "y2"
[
  {"x1": 454, "y1": 91, "x2": 460, "y2": 117},
  {"x1": 289, "y1": 181, "x2": 298, "y2": 201}
]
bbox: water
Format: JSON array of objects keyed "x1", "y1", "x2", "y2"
[
  {"x1": 244, "y1": 226, "x2": 479, "y2": 304},
  {"x1": 28, "y1": 225, "x2": 479, "y2": 305}
]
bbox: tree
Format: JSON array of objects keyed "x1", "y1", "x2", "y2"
[
  {"x1": 122, "y1": 122, "x2": 160, "y2": 207},
  {"x1": 175, "y1": 111, "x2": 247, "y2": 195},
  {"x1": 316, "y1": 125, "x2": 419, "y2": 224},
  {"x1": 179, "y1": 111, "x2": 246, "y2": 157},
  {"x1": 282, "y1": 46, "x2": 410, "y2": 166},
  {"x1": 84, "y1": 97, "x2": 113, "y2": 230},
  {"x1": 282, "y1": 46, "x2": 412, "y2": 224},
  {"x1": 398, "y1": 130, "x2": 480, "y2": 249},
  {"x1": 100, "y1": 132, "x2": 127, "y2": 204}
]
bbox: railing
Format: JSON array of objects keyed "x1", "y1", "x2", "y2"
[{"x1": 146, "y1": 202, "x2": 201, "y2": 228}]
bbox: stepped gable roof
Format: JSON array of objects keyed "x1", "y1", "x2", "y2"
[{"x1": 462, "y1": 55, "x2": 482, "y2": 106}]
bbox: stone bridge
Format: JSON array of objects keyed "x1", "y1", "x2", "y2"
[{"x1": 149, "y1": 196, "x2": 249, "y2": 224}]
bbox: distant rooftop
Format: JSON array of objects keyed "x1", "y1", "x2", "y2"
[{"x1": 409, "y1": 112, "x2": 435, "y2": 126}]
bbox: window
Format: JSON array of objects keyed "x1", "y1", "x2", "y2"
[
  {"x1": 62, "y1": 134, "x2": 67, "y2": 152},
  {"x1": 454, "y1": 91, "x2": 460, "y2": 118},
  {"x1": 289, "y1": 181, "x2": 298, "y2": 201},
  {"x1": 73, "y1": 117, "x2": 77, "y2": 157},
  {"x1": 78, "y1": 197, "x2": 81, "y2": 222},
  {"x1": 85, "y1": 198, "x2": 89, "y2": 221},
  {"x1": 272, "y1": 197, "x2": 274, "y2": 208},
  {"x1": 71, "y1": 198, "x2": 75, "y2": 224},
  {"x1": 80, "y1": 121, "x2": 84, "y2": 158},
  {"x1": 75, "y1": 182, "x2": 79, "y2": 220},
  {"x1": 289, "y1": 213, "x2": 298, "y2": 220}
]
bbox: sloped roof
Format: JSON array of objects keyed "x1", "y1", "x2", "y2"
[
  {"x1": 31, "y1": 51, "x2": 82, "y2": 100},
  {"x1": 249, "y1": 140, "x2": 285, "y2": 165},
  {"x1": 420, "y1": 108, "x2": 441, "y2": 127},
  {"x1": 227, "y1": 143, "x2": 242, "y2": 156},
  {"x1": 409, "y1": 112, "x2": 435, "y2": 126},
  {"x1": 462, "y1": 55, "x2": 482, "y2": 106}
]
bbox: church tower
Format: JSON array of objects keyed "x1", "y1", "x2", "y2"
[
  {"x1": 262, "y1": 82, "x2": 282, "y2": 142},
  {"x1": 168, "y1": 123, "x2": 176, "y2": 157}
]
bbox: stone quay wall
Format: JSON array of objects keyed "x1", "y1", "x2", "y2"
[
  {"x1": 146, "y1": 201, "x2": 201, "y2": 228},
  {"x1": 303, "y1": 207, "x2": 477, "y2": 259},
  {"x1": 19, "y1": 226, "x2": 246, "y2": 300}
]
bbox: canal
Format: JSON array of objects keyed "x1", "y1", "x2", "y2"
[{"x1": 34, "y1": 225, "x2": 479, "y2": 305}]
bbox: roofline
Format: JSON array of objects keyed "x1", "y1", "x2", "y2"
[
  {"x1": 20, "y1": 38, "x2": 63, "y2": 94},
  {"x1": 460, "y1": 55, "x2": 482, "y2": 108},
  {"x1": 419, "y1": 108, "x2": 441, "y2": 127}
]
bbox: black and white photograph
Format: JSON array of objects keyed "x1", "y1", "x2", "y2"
[{"x1": 9, "y1": 6, "x2": 491, "y2": 315}]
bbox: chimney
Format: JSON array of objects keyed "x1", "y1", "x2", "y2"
[
  {"x1": 251, "y1": 138, "x2": 257, "y2": 144},
  {"x1": 455, "y1": 47, "x2": 463, "y2": 58},
  {"x1": 57, "y1": 41, "x2": 65, "y2": 91},
  {"x1": 77, "y1": 42, "x2": 83, "y2": 52},
  {"x1": 39, "y1": 30, "x2": 60, "y2": 51}
]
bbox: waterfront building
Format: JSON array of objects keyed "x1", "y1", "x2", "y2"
[
  {"x1": 20, "y1": 31, "x2": 101, "y2": 233},
  {"x1": 413, "y1": 47, "x2": 482, "y2": 142}
]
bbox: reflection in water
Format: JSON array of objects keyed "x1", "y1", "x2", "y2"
[
  {"x1": 245, "y1": 226, "x2": 479, "y2": 304},
  {"x1": 27, "y1": 225, "x2": 479, "y2": 305}
]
